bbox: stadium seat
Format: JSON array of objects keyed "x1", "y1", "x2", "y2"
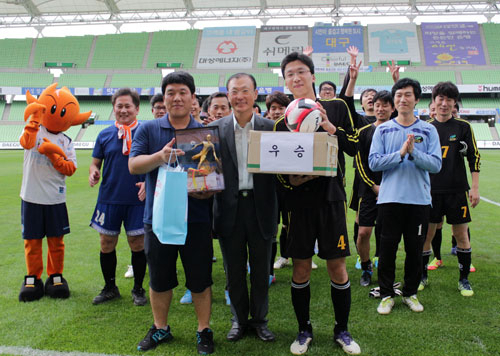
[
  {"x1": 57, "y1": 74, "x2": 107, "y2": 88},
  {"x1": 470, "y1": 123, "x2": 493, "y2": 140},
  {"x1": 400, "y1": 71, "x2": 456, "y2": 84},
  {"x1": 461, "y1": 97, "x2": 500, "y2": 109},
  {"x1": 461, "y1": 70, "x2": 500, "y2": 85},
  {"x1": 192, "y1": 73, "x2": 220, "y2": 87},
  {"x1": 0, "y1": 38, "x2": 32, "y2": 68},
  {"x1": 0, "y1": 124, "x2": 24, "y2": 141},
  {"x1": 6, "y1": 102, "x2": 28, "y2": 122},
  {"x1": 91, "y1": 33, "x2": 149, "y2": 69},
  {"x1": 147, "y1": 30, "x2": 199, "y2": 69},
  {"x1": 110, "y1": 73, "x2": 162, "y2": 88},
  {"x1": 482, "y1": 23, "x2": 500, "y2": 65},
  {"x1": 32, "y1": 36, "x2": 94, "y2": 68},
  {"x1": 78, "y1": 100, "x2": 113, "y2": 121},
  {"x1": 0, "y1": 72, "x2": 53, "y2": 88}
]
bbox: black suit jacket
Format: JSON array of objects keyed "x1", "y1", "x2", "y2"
[{"x1": 210, "y1": 114, "x2": 277, "y2": 239}]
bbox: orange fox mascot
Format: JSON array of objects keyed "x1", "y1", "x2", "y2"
[{"x1": 19, "y1": 83, "x2": 91, "y2": 302}]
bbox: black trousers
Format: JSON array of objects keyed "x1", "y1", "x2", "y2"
[
  {"x1": 218, "y1": 193, "x2": 272, "y2": 327},
  {"x1": 378, "y1": 203, "x2": 430, "y2": 298}
]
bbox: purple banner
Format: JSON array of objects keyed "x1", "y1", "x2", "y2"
[{"x1": 421, "y1": 22, "x2": 485, "y2": 65}]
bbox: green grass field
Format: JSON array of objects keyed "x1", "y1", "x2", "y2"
[{"x1": 1, "y1": 150, "x2": 500, "y2": 356}]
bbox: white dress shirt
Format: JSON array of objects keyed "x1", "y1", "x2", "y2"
[{"x1": 233, "y1": 113, "x2": 254, "y2": 190}]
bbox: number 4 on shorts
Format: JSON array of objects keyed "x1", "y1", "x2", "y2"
[{"x1": 337, "y1": 235, "x2": 346, "y2": 250}]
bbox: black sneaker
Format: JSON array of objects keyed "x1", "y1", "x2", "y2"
[
  {"x1": 197, "y1": 328, "x2": 214, "y2": 355},
  {"x1": 137, "y1": 324, "x2": 173, "y2": 351},
  {"x1": 360, "y1": 270, "x2": 372, "y2": 287},
  {"x1": 132, "y1": 287, "x2": 147, "y2": 306},
  {"x1": 92, "y1": 285, "x2": 120, "y2": 305}
]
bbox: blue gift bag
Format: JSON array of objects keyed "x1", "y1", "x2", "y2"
[{"x1": 152, "y1": 162, "x2": 188, "y2": 245}]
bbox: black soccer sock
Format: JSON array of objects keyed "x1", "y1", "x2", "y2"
[
  {"x1": 432, "y1": 227, "x2": 442, "y2": 260},
  {"x1": 361, "y1": 259, "x2": 372, "y2": 272},
  {"x1": 132, "y1": 249, "x2": 147, "y2": 289},
  {"x1": 451, "y1": 235, "x2": 457, "y2": 248},
  {"x1": 467, "y1": 228, "x2": 471, "y2": 242},
  {"x1": 353, "y1": 222, "x2": 359, "y2": 249},
  {"x1": 457, "y1": 248, "x2": 472, "y2": 280},
  {"x1": 291, "y1": 280, "x2": 312, "y2": 332},
  {"x1": 331, "y1": 280, "x2": 351, "y2": 334},
  {"x1": 100, "y1": 250, "x2": 117, "y2": 288},
  {"x1": 374, "y1": 223, "x2": 381, "y2": 257},
  {"x1": 270, "y1": 241, "x2": 277, "y2": 276},
  {"x1": 422, "y1": 250, "x2": 432, "y2": 279}
]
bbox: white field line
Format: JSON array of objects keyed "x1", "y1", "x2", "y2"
[
  {"x1": 0, "y1": 346, "x2": 134, "y2": 356},
  {"x1": 481, "y1": 196, "x2": 500, "y2": 207}
]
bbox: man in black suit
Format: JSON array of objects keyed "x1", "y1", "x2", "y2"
[{"x1": 210, "y1": 73, "x2": 277, "y2": 342}]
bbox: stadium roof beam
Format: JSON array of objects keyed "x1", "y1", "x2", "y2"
[
  {"x1": 102, "y1": 0, "x2": 119, "y2": 15},
  {"x1": 12, "y1": 0, "x2": 40, "y2": 17},
  {"x1": 183, "y1": 0, "x2": 194, "y2": 14}
]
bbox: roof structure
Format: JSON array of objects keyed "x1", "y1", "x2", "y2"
[{"x1": 0, "y1": 0, "x2": 498, "y2": 28}]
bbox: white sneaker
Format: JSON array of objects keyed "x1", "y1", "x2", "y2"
[
  {"x1": 290, "y1": 330, "x2": 313, "y2": 355},
  {"x1": 402, "y1": 295, "x2": 424, "y2": 312},
  {"x1": 334, "y1": 331, "x2": 361, "y2": 355},
  {"x1": 377, "y1": 296, "x2": 395, "y2": 315},
  {"x1": 273, "y1": 257, "x2": 289, "y2": 269},
  {"x1": 124, "y1": 265, "x2": 134, "y2": 278},
  {"x1": 311, "y1": 260, "x2": 318, "y2": 270}
]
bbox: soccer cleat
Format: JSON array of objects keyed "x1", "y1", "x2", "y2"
[
  {"x1": 402, "y1": 295, "x2": 424, "y2": 312},
  {"x1": 290, "y1": 330, "x2": 313, "y2": 355},
  {"x1": 273, "y1": 257, "x2": 289, "y2": 269},
  {"x1": 132, "y1": 287, "x2": 147, "y2": 306},
  {"x1": 334, "y1": 331, "x2": 361, "y2": 355},
  {"x1": 373, "y1": 256, "x2": 379, "y2": 268},
  {"x1": 354, "y1": 255, "x2": 361, "y2": 270},
  {"x1": 137, "y1": 324, "x2": 173, "y2": 351},
  {"x1": 311, "y1": 260, "x2": 318, "y2": 270},
  {"x1": 124, "y1": 265, "x2": 134, "y2": 278},
  {"x1": 377, "y1": 296, "x2": 395, "y2": 315},
  {"x1": 224, "y1": 290, "x2": 231, "y2": 306},
  {"x1": 360, "y1": 270, "x2": 372, "y2": 287},
  {"x1": 427, "y1": 258, "x2": 443, "y2": 270},
  {"x1": 418, "y1": 278, "x2": 428, "y2": 291},
  {"x1": 470, "y1": 264, "x2": 476, "y2": 273},
  {"x1": 269, "y1": 275, "x2": 276, "y2": 286},
  {"x1": 458, "y1": 279, "x2": 474, "y2": 297},
  {"x1": 180, "y1": 289, "x2": 193, "y2": 304},
  {"x1": 197, "y1": 328, "x2": 215, "y2": 355},
  {"x1": 450, "y1": 246, "x2": 457, "y2": 255},
  {"x1": 92, "y1": 285, "x2": 120, "y2": 305}
]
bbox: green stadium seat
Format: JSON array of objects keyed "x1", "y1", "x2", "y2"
[
  {"x1": 110, "y1": 73, "x2": 161, "y2": 88},
  {"x1": 470, "y1": 123, "x2": 493, "y2": 140},
  {"x1": 482, "y1": 24, "x2": 500, "y2": 65},
  {"x1": 7, "y1": 102, "x2": 28, "y2": 122},
  {"x1": 147, "y1": 30, "x2": 199, "y2": 69},
  {"x1": 352, "y1": 72, "x2": 393, "y2": 86},
  {"x1": 400, "y1": 71, "x2": 455, "y2": 84},
  {"x1": 0, "y1": 124, "x2": 24, "y2": 141},
  {"x1": 79, "y1": 124, "x2": 109, "y2": 141},
  {"x1": 460, "y1": 97, "x2": 500, "y2": 109},
  {"x1": 495, "y1": 124, "x2": 500, "y2": 137},
  {"x1": 461, "y1": 70, "x2": 500, "y2": 85},
  {"x1": 0, "y1": 39, "x2": 32, "y2": 68},
  {"x1": 0, "y1": 101, "x2": 6, "y2": 120},
  {"x1": 137, "y1": 99, "x2": 155, "y2": 121},
  {"x1": 32, "y1": 36, "x2": 94, "y2": 68},
  {"x1": 65, "y1": 125, "x2": 82, "y2": 140},
  {"x1": 57, "y1": 74, "x2": 107, "y2": 88},
  {"x1": 91, "y1": 33, "x2": 149, "y2": 69},
  {"x1": 415, "y1": 98, "x2": 431, "y2": 109},
  {"x1": 314, "y1": 73, "x2": 341, "y2": 87},
  {"x1": 192, "y1": 73, "x2": 220, "y2": 87},
  {"x1": 0, "y1": 73, "x2": 53, "y2": 88},
  {"x1": 78, "y1": 100, "x2": 112, "y2": 121}
]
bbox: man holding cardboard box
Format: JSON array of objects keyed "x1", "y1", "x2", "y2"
[{"x1": 275, "y1": 52, "x2": 360, "y2": 355}]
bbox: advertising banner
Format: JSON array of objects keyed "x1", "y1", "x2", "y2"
[
  {"x1": 421, "y1": 22, "x2": 485, "y2": 66},
  {"x1": 197, "y1": 27, "x2": 256, "y2": 69},
  {"x1": 368, "y1": 24, "x2": 421, "y2": 62},
  {"x1": 257, "y1": 26, "x2": 308, "y2": 63},
  {"x1": 312, "y1": 26, "x2": 364, "y2": 70}
]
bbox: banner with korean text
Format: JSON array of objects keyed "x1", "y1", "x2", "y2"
[
  {"x1": 368, "y1": 24, "x2": 421, "y2": 62},
  {"x1": 312, "y1": 25, "x2": 364, "y2": 71},
  {"x1": 421, "y1": 22, "x2": 485, "y2": 66},
  {"x1": 197, "y1": 27, "x2": 256, "y2": 69},
  {"x1": 257, "y1": 26, "x2": 308, "y2": 63}
]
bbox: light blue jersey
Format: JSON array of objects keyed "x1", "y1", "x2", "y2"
[{"x1": 369, "y1": 118, "x2": 442, "y2": 205}]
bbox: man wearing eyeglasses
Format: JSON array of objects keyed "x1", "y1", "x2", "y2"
[{"x1": 319, "y1": 81, "x2": 337, "y2": 100}]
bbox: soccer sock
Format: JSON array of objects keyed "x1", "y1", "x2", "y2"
[
  {"x1": 132, "y1": 250, "x2": 146, "y2": 289},
  {"x1": 457, "y1": 248, "x2": 472, "y2": 280},
  {"x1": 331, "y1": 280, "x2": 351, "y2": 334},
  {"x1": 361, "y1": 259, "x2": 372, "y2": 273},
  {"x1": 100, "y1": 250, "x2": 117, "y2": 288},
  {"x1": 468, "y1": 228, "x2": 471, "y2": 242},
  {"x1": 374, "y1": 223, "x2": 380, "y2": 257},
  {"x1": 432, "y1": 227, "x2": 442, "y2": 260},
  {"x1": 291, "y1": 280, "x2": 312, "y2": 332},
  {"x1": 451, "y1": 235, "x2": 457, "y2": 248},
  {"x1": 353, "y1": 222, "x2": 359, "y2": 247},
  {"x1": 270, "y1": 241, "x2": 277, "y2": 275},
  {"x1": 422, "y1": 250, "x2": 432, "y2": 279}
]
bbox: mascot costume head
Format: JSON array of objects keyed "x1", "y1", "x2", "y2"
[{"x1": 19, "y1": 83, "x2": 91, "y2": 302}]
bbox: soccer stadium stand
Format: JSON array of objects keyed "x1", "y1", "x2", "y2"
[
  {"x1": 482, "y1": 23, "x2": 500, "y2": 65},
  {"x1": 461, "y1": 70, "x2": 500, "y2": 84},
  {"x1": 225, "y1": 72, "x2": 279, "y2": 87},
  {"x1": 0, "y1": 125, "x2": 24, "y2": 141},
  {"x1": 0, "y1": 38, "x2": 32, "y2": 68},
  {"x1": 32, "y1": 36, "x2": 94, "y2": 68},
  {"x1": 110, "y1": 73, "x2": 161, "y2": 88},
  {"x1": 146, "y1": 30, "x2": 199, "y2": 69},
  {"x1": 0, "y1": 72, "x2": 53, "y2": 87},
  {"x1": 137, "y1": 99, "x2": 155, "y2": 121},
  {"x1": 415, "y1": 98, "x2": 431, "y2": 109},
  {"x1": 0, "y1": 101, "x2": 5, "y2": 119},
  {"x1": 91, "y1": 32, "x2": 149, "y2": 69},
  {"x1": 400, "y1": 71, "x2": 456, "y2": 84},
  {"x1": 461, "y1": 97, "x2": 500, "y2": 108},
  {"x1": 354, "y1": 72, "x2": 394, "y2": 86},
  {"x1": 78, "y1": 100, "x2": 112, "y2": 121},
  {"x1": 7, "y1": 102, "x2": 28, "y2": 122},
  {"x1": 57, "y1": 74, "x2": 107, "y2": 88},
  {"x1": 496, "y1": 123, "x2": 500, "y2": 136},
  {"x1": 79, "y1": 123, "x2": 108, "y2": 141},
  {"x1": 314, "y1": 73, "x2": 341, "y2": 87},
  {"x1": 191, "y1": 73, "x2": 220, "y2": 87},
  {"x1": 471, "y1": 123, "x2": 493, "y2": 140},
  {"x1": 65, "y1": 125, "x2": 82, "y2": 140}
]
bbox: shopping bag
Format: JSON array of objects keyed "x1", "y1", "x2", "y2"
[{"x1": 152, "y1": 158, "x2": 188, "y2": 245}]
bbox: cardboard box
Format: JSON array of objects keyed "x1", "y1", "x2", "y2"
[{"x1": 247, "y1": 130, "x2": 338, "y2": 176}]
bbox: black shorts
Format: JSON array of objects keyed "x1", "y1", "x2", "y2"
[
  {"x1": 348, "y1": 174, "x2": 360, "y2": 212},
  {"x1": 429, "y1": 192, "x2": 471, "y2": 225},
  {"x1": 21, "y1": 200, "x2": 70, "y2": 239},
  {"x1": 358, "y1": 194, "x2": 378, "y2": 227},
  {"x1": 286, "y1": 201, "x2": 350, "y2": 260},
  {"x1": 144, "y1": 223, "x2": 213, "y2": 293}
]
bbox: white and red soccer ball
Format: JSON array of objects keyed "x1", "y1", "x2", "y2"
[{"x1": 285, "y1": 98, "x2": 322, "y2": 133}]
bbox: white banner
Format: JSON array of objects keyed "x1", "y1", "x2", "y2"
[
  {"x1": 312, "y1": 52, "x2": 366, "y2": 71},
  {"x1": 257, "y1": 26, "x2": 308, "y2": 63},
  {"x1": 476, "y1": 141, "x2": 500, "y2": 148},
  {"x1": 368, "y1": 24, "x2": 421, "y2": 62},
  {"x1": 197, "y1": 27, "x2": 256, "y2": 69},
  {"x1": 260, "y1": 132, "x2": 314, "y2": 172},
  {"x1": 0, "y1": 141, "x2": 94, "y2": 150}
]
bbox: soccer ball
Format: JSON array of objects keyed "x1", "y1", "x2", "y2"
[{"x1": 285, "y1": 98, "x2": 322, "y2": 133}]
